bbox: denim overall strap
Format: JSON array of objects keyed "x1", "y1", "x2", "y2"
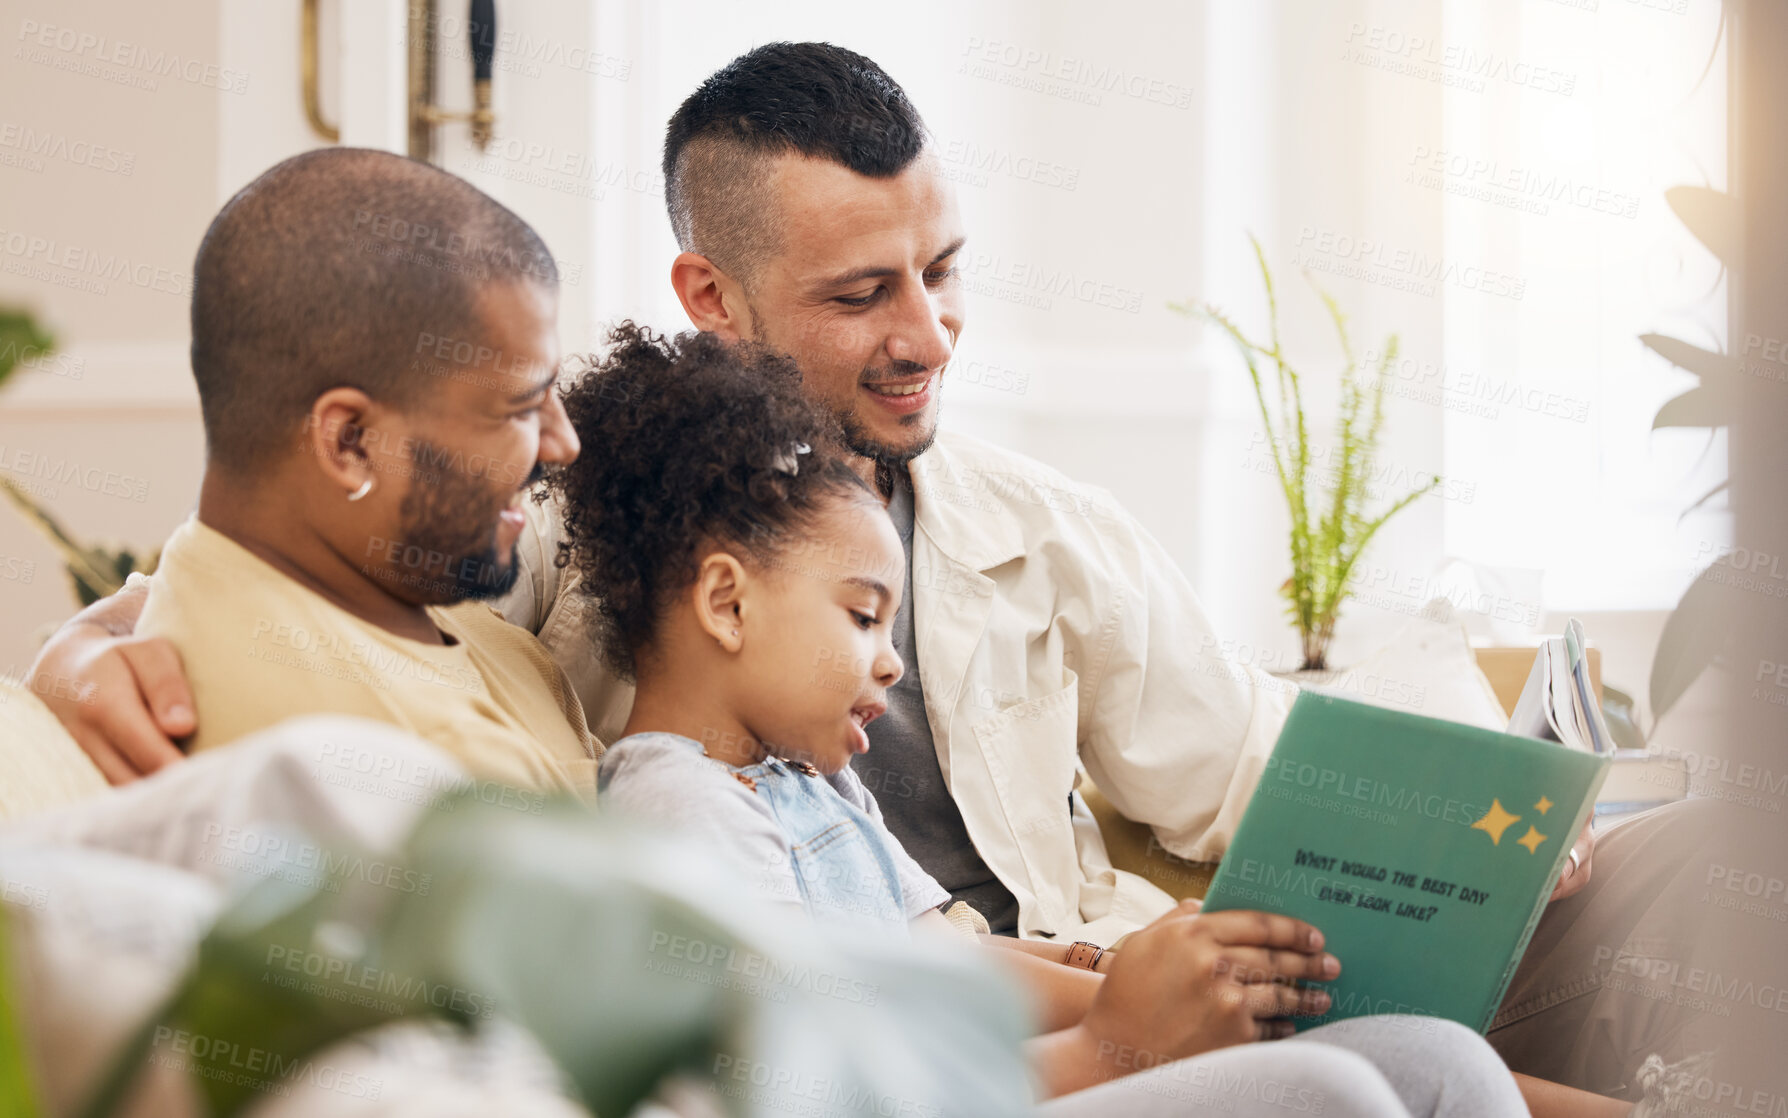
[{"x1": 743, "y1": 758, "x2": 909, "y2": 933}]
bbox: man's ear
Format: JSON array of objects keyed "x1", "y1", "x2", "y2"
[
  {"x1": 691, "y1": 550, "x2": 749, "y2": 651},
  {"x1": 306, "y1": 388, "x2": 383, "y2": 499},
  {"x1": 670, "y1": 251, "x2": 751, "y2": 341}
]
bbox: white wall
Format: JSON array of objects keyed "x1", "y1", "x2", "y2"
[{"x1": 2, "y1": 0, "x2": 228, "y2": 670}]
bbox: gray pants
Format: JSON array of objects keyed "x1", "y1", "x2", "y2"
[
  {"x1": 1488, "y1": 797, "x2": 1788, "y2": 1103},
  {"x1": 1039, "y1": 1015, "x2": 1526, "y2": 1118}
]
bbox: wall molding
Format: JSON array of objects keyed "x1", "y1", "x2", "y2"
[{"x1": 2, "y1": 341, "x2": 196, "y2": 412}]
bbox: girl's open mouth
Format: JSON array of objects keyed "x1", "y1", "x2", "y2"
[{"x1": 848, "y1": 702, "x2": 886, "y2": 754}]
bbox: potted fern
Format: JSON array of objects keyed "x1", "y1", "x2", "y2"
[{"x1": 1173, "y1": 236, "x2": 1438, "y2": 672}]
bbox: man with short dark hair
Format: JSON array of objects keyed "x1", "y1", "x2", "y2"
[
  {"x1": 661, "y1": 43, "x2": 928, "y2": 296},
  {"x1": 131, "y1": 146, "x2": 597, "y2": 793},
  {"x1": 650, "y1": 43, "x2": 1038, "y2": 936}
]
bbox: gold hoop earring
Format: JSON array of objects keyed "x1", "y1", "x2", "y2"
[{"x1": 347, "y1": 478, "x2": 374, "y2": 502}]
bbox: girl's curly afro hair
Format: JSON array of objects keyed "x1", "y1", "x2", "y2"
[{"x1": 549, "y1": 321, "x2": 874, "y2": 681}]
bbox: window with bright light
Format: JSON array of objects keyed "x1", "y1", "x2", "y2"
[{"x1": 1437, "y1": 0, "x2": 1728, "y2": 611}]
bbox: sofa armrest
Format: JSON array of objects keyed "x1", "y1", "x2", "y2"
[{"x1": 1079, "y1": 780, "x2": 1218, "y2": 902}]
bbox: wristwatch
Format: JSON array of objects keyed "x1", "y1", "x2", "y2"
[{"x1": 1065, "y1": 941, "x2": 1106, "y2": 971}]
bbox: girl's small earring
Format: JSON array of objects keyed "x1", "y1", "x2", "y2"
[{"x1": 347, "y1": 478, "x2": 374, "y2": 502}]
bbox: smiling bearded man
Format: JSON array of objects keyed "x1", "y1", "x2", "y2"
[{"x1": 126, "y1": 147, "x2": 596, "y2": 795}]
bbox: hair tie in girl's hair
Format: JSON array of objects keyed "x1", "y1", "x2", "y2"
[{"x1": 770, "y1": 440, "x2": 812, "y2": 477}]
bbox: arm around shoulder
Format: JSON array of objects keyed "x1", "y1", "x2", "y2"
[{"x1": 27, "y1": 580, "x2": 194, "y2": 784}]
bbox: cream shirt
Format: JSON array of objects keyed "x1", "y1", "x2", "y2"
[
  {"x1": 141, "y1": 517, "x2": 600, "y2": 800},
  {"x1": 503, "y1": 431, "x2": 1292, "y2": 943}
]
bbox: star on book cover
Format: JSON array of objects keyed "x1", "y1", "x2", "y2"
[{"x1": 1201, "y1": 655, "x2": 1610, "y2": 1033}]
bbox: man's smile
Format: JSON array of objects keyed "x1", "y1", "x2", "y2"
[{"x1": 862, "y1": 372, "x2": 937, "y2": 415}]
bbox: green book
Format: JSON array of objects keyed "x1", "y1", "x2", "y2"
[{"x1": 1200, "y1": 690, "x2": 1610, "y2": 1033}]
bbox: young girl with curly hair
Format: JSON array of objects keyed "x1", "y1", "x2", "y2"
[{"x1": 549, "y1": 323, "x2": 1532, "y2": 1117}]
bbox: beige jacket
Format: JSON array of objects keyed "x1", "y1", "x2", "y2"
[{"x1": 503, "y1": 431, "x2": 1291, "y2": 943}]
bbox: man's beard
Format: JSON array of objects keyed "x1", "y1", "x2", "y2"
[
  {"x1": 746, "y1": 320, "x2": 940, "y2": 470},
  {"x1": 837, "y1": 399, "x2": 940, "y2": 469},
  {"x1": 838, "y1": 357, "x2": 943, "y2": 469},
  {"x1": 392, "y1": 442, "x2": 542, "y2": 603}
]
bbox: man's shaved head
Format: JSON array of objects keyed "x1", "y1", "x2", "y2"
[
  {"x1": 662, "y1": 42, "x2": 928, "y2": 290},
  {"x1": 189, "y1": 147, "x2": 557, "y2": 472}
]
